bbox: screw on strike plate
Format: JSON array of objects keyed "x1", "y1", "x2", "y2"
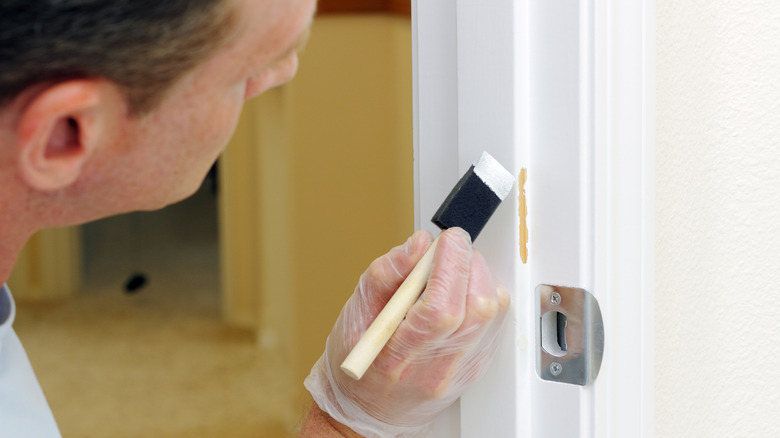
[
  {"x1": 550, "y1": 361, "x2": 563, "y2": 376},
  {"x1": 550, "y1": 292, "x2": 562, "y2": 305}
]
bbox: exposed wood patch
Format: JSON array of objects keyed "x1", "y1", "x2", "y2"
[{"x1": 519, "y1": 169, "x2": 528, "y2": 264}]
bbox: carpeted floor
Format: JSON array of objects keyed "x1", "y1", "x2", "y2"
[{"x1": 14, "y1": 182, "x2": 303, "y2": 438}]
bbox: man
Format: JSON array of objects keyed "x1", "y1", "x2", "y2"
[{"x1": 0, "y1": 1, "x2": 509, "y2": 436}]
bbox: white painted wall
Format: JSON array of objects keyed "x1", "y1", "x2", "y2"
[{"x1": 656, "y1": 1, "x2": 780, "y2": 436}]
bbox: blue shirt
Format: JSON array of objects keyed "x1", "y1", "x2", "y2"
[{"x1": 0, "y1": 284, "x2": 61, "y2": 437}]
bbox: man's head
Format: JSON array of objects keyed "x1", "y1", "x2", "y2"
[
  {"x1": 0, "y1": 0, "x2": 315, "y2": 229},
  {"x1": 1, "y1": 0, "x2": 236, "y2": 116}
]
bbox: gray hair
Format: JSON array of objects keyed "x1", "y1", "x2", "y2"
[{"x1": 0, "y1": 0, "x2": 235, "y2": 115}]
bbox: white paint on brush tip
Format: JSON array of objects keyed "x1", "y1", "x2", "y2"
[{"x1": 473, "y1": 151, "x2": 514, "y2": 200}]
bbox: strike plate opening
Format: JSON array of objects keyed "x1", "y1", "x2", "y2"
[{"x1": 535, "y1": 284, "x2": 604, "y2": 386}]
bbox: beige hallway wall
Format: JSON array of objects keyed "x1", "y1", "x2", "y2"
[
  {"x1": 9, "y1": 227, "x2": 81, "y2": 302},
  {"x1": 219, "y1": 14, "x2": 413, "y2": 408}
]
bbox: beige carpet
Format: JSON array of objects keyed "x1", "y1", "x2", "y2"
[{"x1": 14, "y1": 184, "x2": 305, "y2": 438}]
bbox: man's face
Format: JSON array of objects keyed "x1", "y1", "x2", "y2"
[{"x1": 86, "y1": 0, "x2": 316, "y2": 212}]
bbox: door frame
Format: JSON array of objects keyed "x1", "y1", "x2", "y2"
[{"x1": 412, "y1": 0, "x2": 654, "y2": 436}]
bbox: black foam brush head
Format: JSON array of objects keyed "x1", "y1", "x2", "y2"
[{"x1": 431, "y1": 151, "x2": 514, "y2": 241}]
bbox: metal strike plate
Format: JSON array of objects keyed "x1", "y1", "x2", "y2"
[{"x1": 535, "y1": 284, "x2": 604, "y2": 386}]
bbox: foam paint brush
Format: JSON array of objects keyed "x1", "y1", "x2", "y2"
[{"x1": 341, "y1": 151, "x2": 515, "y2": 380}]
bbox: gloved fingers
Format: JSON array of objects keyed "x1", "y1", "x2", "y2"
[
  {"x1": 392, "y1": 252, "x2": 511, "y2": 398},
  {"x1": 378, "y1": 250, "x2": 494, "y2": 370},
  {"x1": 353, "y1": 230, "x2": 434, "y2": 319},
  {"x1": 367, "y1": 228, "x2": 472, "y2": 384},
  {"x1": 401, "y1": 227, "x2": 473, "y2": 342},
  {"x1": 437, "y1": 283, "x2": 512, "y2": 390},
  {"x1": 456, "y1": 250, "x2": 501, "y2": 336},
  {"x1": 335, "y1": 230, "x2": 434, "y2": 359},
  {"x1": 447, "y1": 251, "x2": 511, "y2": 353}
]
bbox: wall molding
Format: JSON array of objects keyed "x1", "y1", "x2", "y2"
[{"x1": 317, "y1": 0, "x2": 411, "y2": 17}]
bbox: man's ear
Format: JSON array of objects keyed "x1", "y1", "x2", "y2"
[{"x1": 15, "y1": 79, "x2": 124, "y2": 191}]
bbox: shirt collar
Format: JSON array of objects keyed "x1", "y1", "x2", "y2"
[{"x1": 0, "y1": 284, "x2": 14, "y2": 327}]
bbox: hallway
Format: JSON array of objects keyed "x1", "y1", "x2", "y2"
[{"x1": 14, "y1": 183, "x2": 301, "y2": 438}]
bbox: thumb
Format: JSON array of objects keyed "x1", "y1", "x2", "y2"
[{"x1": 352, "y1": 230, "x2": 434, "y2": 323}]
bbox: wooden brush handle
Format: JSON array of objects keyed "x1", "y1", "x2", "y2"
[{"x1": 340, "y1": 236, "x2": 441, "y2": 380}]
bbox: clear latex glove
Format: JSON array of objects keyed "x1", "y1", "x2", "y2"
[{"x1": 305, "y1": 228, "x2": 511, "y2": 438}]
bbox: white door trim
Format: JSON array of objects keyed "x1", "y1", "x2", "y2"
[
  {"x1": 591, "y1": 0, "x2": 655, "y2": 436},
  {"x1": 412, "y1": 0, "x2": 654, "y2": 436}
]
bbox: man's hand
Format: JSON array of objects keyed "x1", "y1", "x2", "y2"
[{"x1": 304, "y1": 228, "x2": 510, "y2": 437}]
